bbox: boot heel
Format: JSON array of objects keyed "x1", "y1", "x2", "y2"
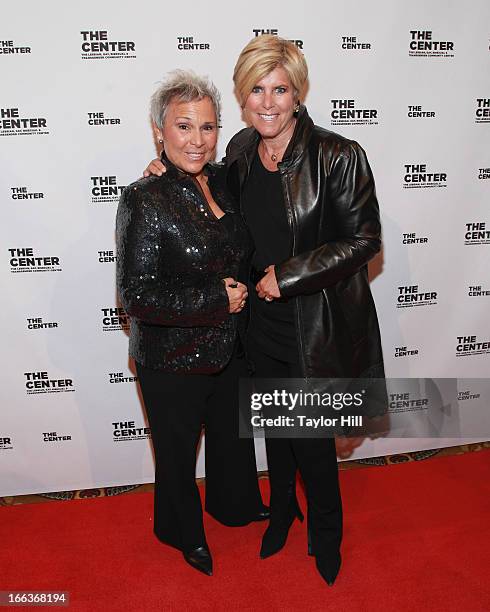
[{"x1": 307, "y1": 523, "x2": 313, "y2": 556}]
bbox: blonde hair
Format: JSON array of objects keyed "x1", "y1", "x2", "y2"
[{"x1": 233, "y1": 35, "x2": 308, "y2": 106}]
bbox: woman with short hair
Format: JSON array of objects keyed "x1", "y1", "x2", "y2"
[{"x1": 117, "y1": 70, "x2": 268, "y2": 577}]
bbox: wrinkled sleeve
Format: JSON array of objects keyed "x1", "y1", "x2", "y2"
[
  {"x1": 276, "y1": 141, "x2": 381, "y2": 297},
  {"x1": 116, "y1": 185, "x2": 229, "y2": 327}
]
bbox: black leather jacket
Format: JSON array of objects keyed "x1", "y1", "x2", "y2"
[
  {"x1": 225, "y1": 105, "x2": 385, "y2": 378},
  {"x1": 116, "y1": 157, "x2": 249, "y2": 373}
]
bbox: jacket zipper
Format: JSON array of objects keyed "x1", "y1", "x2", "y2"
[
  {"x1": 240, "y1": 151, "x2": 253, "y2": 340},
  {"x1": 279, "y1": 168, "x2": 308, "y2": 379}
]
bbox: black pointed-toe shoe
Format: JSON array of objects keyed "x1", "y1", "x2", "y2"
[
  {"x1": 254, "y1": 506, "x2": 271, "y2": 521},
  {"x1": 260, "y1": 485, "x2": 304, "y2": 559},
  {"x1": 183, "y1": 545, "x2": 213, "y2": 576},
  {"x1": 315, "y1": 551, "x2": 341, "y2": 586},
  {"x1": 260, "y1": 508, "x2": 303, "y2": 559}
]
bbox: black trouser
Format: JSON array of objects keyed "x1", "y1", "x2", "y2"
[
  {"x1": 136, "y1": 352, "x2": 264, "y2": 553},
  {"x1": 249, "y1": 344, "x2": 343, "y2": 554}
]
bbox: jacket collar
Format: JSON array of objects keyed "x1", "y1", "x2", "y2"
[
  {"x1": 279, "y1": 105, "x2": 314, "y2": 169},
  {"x1": 228, "y1": 104, "x2": 314, "y2": 172},
  {"x1": 160, "y1": 149, "x2": 218, "y2": 181}
]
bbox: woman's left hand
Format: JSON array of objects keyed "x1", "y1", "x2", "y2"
[{"x1": 256, "y1": 265, "x2": 281, "y2": 301}]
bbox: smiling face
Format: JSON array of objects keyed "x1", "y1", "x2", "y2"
[
  {"x1": 154, "y1": 96, "x2": 218, "y2": 176},
  {"x1": 243, "y1": 65, "x2": 297, "y2": 142}
]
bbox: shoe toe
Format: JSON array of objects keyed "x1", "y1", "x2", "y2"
[
  {"x1": 183, "y1": 546, "x2": 213, "y2": 576},
  {"x1": 315, "y1": 552, "x2": 341, "y2": 586}
]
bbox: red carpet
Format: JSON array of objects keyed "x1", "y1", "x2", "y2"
[{"x1": 1, "y1": 451, "x2": 490, "y2": 611}]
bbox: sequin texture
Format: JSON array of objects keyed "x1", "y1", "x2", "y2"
[{"x1": 116, "y1": 160, "x2": 249, "y2": 373}]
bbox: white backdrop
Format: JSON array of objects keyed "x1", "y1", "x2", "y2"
[{"x1": 1, "y1": 0, "x2": 489, "y2": 496}]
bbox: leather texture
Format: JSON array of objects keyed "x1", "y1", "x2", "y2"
[
  {"x1": 225, "y1": 105, "x2": 385, "y2": 379},
  {"x1": 116, "y1": 155, "x2": 249, "y2": 373}
]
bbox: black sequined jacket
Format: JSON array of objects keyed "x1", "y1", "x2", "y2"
[{"x1": 116, "y1": 156, "x2": 249, "y2": 373}]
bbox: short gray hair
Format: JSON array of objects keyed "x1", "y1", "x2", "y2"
[{"x1": 150, "y1": 69, "x2": 221, "y2": 128}]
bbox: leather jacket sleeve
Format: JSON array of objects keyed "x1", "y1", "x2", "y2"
[
  {"x1": 116, "y1": 185, "x2": 230, "y2": 327},
  {"x1": 276, "y1": 142, "x2": 381, "y2": 297}
]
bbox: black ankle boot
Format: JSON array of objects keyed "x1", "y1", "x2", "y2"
[
  {"x1": 260, "y1": 482, "x2": 304, "y2": 559},
  {"x1": 315, "y1": 550, "x2": 341, "y2": 586},
  {"x1": 183, "y1": 545, "x2": 213, "y2": 576},
  {"x1": 306, "y1": 495, "x2": 342, "y2": 572},
  {"x1": 307, "y1": 510, "x2": 342, "y2": 584}
]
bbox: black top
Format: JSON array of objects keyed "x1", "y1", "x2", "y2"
[
  {"x1": 218, "y1": 212, "x2": 236, "y2": 241},
  {"x1": 241, "y1": 151, "x2": 298, "y2": 363}
]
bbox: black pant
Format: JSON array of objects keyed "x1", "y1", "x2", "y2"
[
  {"x1": 136, "y1": 353, "x2": 264, "y2": 553},
  {"x1": 248, "y1": 344, "x2": 343, "y2": 554}
]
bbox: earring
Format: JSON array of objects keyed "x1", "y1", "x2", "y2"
[
  {"x1": 158, "y1": 139, "x2": 163, "y2": 144},
  {"x1": 293, "y1": 102, "x2": 300, "y2": 116}
]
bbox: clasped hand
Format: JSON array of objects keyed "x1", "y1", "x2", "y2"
[
  {"x1": 256, "y1": 265, "x2": 281, "y2": 301},
  {"x1": 142, "y1": 161, "x2": 281, "y2": 306},
  {"x1": 224, "y1": 278, "x2": 248, "y2": 313}
]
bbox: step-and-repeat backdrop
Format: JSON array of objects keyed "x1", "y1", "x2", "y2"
[{"x1": 1, "y1": 0, "x2": 489, "y2": 495}]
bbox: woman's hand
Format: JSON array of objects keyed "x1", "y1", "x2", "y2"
[
  {"x1": 256, "y1": 265, "x2": 281, "y2": 302},
  {"x1": 143, "y1": 159, "x2": 166, "y2": 177},
  {"x1": 224, "y1": 278, "x2": 248, "y2": 313}
]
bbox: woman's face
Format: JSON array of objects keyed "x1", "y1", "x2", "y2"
[
  {"x1": 243, "y1": 66, "x2": 296, "y2": 141},
  {"x1": 155, "y1": 96, "x2": 218, "y2": 175}
]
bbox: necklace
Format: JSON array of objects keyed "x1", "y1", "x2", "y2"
[{"x1": 261, "y1": 140, "x2": 281, "y2": 163}]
